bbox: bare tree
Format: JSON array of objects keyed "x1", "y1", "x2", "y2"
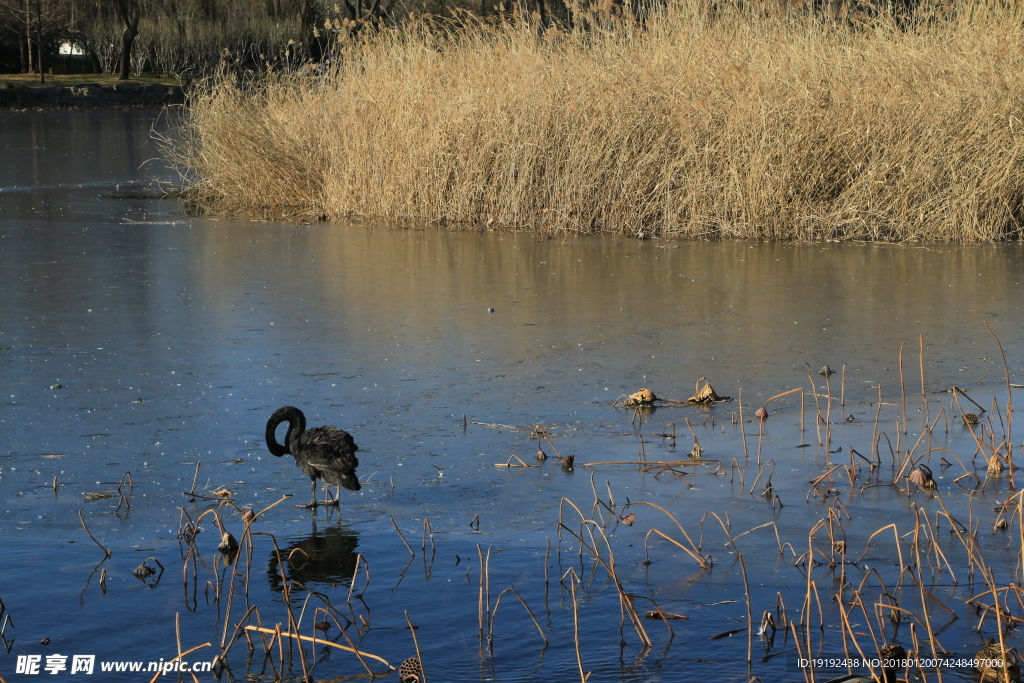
[
  {"x1": 112, "y1": 0, "x2": 139, "y2": 78},
  {"x1": 0, "y1": 0, "x2": 70, "y2": 78}
]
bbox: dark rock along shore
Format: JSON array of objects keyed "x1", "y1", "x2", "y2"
[{"x1": 0, "y1": 81, "x2": 185, "y2": 108}]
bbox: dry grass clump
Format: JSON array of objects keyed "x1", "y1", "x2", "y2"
[{"x1": 171, "y1": 1, "x2": 1024, "y2": 241}]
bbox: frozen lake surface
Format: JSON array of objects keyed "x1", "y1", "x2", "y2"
[{"x1": 2, "y1": 110, "x2": 1024, "y2": 682}]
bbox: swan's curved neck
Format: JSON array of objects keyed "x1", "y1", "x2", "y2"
[{"x1": 266, "y1": 406, "x2": 306, "y2": 456}]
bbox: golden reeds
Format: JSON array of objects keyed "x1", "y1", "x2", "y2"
[{"x1": 173, "y1": 1, "x2": 1024, "y2": 242}]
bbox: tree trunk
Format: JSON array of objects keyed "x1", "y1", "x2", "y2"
[
  {"x1": 24, "y1": 2, "x2": 33, "y2": 73},
  {"x1": 114, "y1": 0, "x2": 141, "y2": 80},
  {"x1": 88, "y1": 48, "x2": 101, "y2": 74},
  {"x1": 118, "y1": 26, "x2": 137, "y2": 79},
  {"x1": 20, "y1": 32, "x2": 29, "y2": 73},
  {"x1": 37, "y1": 35, "x2": 45, "y2": 82},
  {"x1": 36, "y1": 0, "x2": 45, "y2": 84}
]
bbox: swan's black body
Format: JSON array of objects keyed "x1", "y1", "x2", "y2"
[{"x1": 266, "y1": 406, "x2": 360, "y2": 508}]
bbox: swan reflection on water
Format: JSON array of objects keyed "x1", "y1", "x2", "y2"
[{"x1": 268, "y1": 523, "x2": 360, "y2": 592}]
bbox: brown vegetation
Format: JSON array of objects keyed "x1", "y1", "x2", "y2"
[{"x1": 171, "y1": 1, "x2": 1024, "y2": 241}]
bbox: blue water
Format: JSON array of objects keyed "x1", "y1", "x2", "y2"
[{"x1": 1, "y1": 110, "x2": 1024, "y2": 682}]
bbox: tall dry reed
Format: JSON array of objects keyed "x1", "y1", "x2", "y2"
[{"x1": 171, "y1": 1, "x2": 1024, "y2": 241}]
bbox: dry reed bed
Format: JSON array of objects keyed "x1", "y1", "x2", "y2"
[{"x1": 172, "y1": 3, "x2": 1024, "y2": 242}]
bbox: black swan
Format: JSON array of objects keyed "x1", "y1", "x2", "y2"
[{"x1": 265, "y1": 406, "x2": 360, "y2": 508}]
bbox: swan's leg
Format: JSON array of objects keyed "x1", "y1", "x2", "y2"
[
  {"x1": 327, "y1": 485, "x2": 340, "y2": 507},
  {"x1": 320, "y1": 484, "x2": 339, "y2": 507},
  {"x1": 296, "y1": 479, "x2": 319, "y2": 508}
]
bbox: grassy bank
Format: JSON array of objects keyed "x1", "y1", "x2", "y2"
[
  {"x1": 172, "y1": 2, "x2": 1024, "y2": 241},
  {"x1": 0, "y1": 73, "x2": 186, "y2": 88}
]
